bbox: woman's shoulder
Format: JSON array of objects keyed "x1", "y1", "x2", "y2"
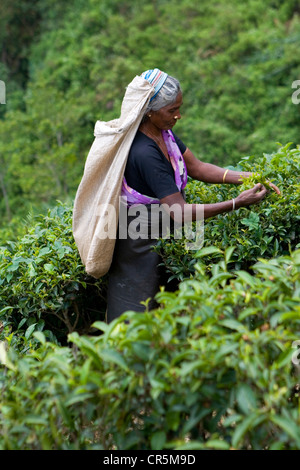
[
  {"x1": 132, "y1": 130, "x2": 156, "y2": 148},
  {"x1": 129, "y1": 131, "x2": 161, "y2": 160}
]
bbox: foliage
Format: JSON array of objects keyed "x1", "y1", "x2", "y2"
[
  {"x1": 0, "y1": 249, "x2": 299, "y2": 450},
  {"x1": 0, "y1": 202, "x2": 106, "y2": 347},
  {"x1": 155, "y1": 142, "x2": 300, "y2": 281}
]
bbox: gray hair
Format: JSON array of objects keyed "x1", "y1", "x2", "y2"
[{"x1": 145, "y1": 75, "x2": 181, "y2": 114}]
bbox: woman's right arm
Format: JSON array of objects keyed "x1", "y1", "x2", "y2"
[{"x1": 160, "y1": 183, "x2": 267, "y2": 222}]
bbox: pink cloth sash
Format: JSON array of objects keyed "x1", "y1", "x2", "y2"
[{"x1": 121, "y1": 130, "x2": 187, "y2": 206}]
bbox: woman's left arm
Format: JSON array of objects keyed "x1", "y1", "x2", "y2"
[{"x1": 183, "y1": 148, "x2": 281, "y2": 194}]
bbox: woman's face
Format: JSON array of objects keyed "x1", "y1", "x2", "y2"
[{"x1": 150, "y1": 92, "x2": 183, "y2": 131}]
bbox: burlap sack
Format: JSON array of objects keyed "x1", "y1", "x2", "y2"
[{"x1": 72, "y1": 75, "x2": 154, "y2": 278}]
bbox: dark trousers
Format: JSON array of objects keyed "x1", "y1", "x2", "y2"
[{"x1": 106, "y1": 205, "x2": 178, "y2": 323}]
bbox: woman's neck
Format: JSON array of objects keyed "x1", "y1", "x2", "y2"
[
  {"x1": 139, "y1": 119, "x2": 170, "y2": 161},
  {"x1": 139, "y1": 119, "x2": 162, "y2": 139}
]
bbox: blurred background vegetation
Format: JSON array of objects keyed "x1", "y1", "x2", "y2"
[{"x1": 0, "y1": 0, "x2": 299, "y2": 232}]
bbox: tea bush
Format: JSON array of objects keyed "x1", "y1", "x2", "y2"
[
  {"x1": 0, "y1": 202, "x2": 106, "y2": 347},
  {"x1": 0, "y1": 143, "x2": 299, "y2": 450},
  {"x1": 0, "y1": 249, "x2": 299, "y2": 450},
  {"x1": 155, "y1": 143, "x2": 300, "y2": 280}
]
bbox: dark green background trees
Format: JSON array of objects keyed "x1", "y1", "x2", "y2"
[{"x1": 0, "y1": 0, "x2": 300, "y2": 227}]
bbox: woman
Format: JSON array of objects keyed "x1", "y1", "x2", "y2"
[{"x1": 106, "y1": 69, "x2": 280, "y2": 322}]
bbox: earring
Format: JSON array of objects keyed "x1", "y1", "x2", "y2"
[
  {"x1": 174, "y1": 116, "x2": 178, "y2": 119},
  {"x1": 148, "y1": 114, "x2": 152, "y2": 118}
]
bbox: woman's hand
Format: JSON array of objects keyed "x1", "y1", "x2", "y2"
[
  {"x1": 266, "y1": 181, "x2": 281, "y2": 195},
  {"x1": 235, "y1": 183, "x2": 268, "y2": 209}
]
